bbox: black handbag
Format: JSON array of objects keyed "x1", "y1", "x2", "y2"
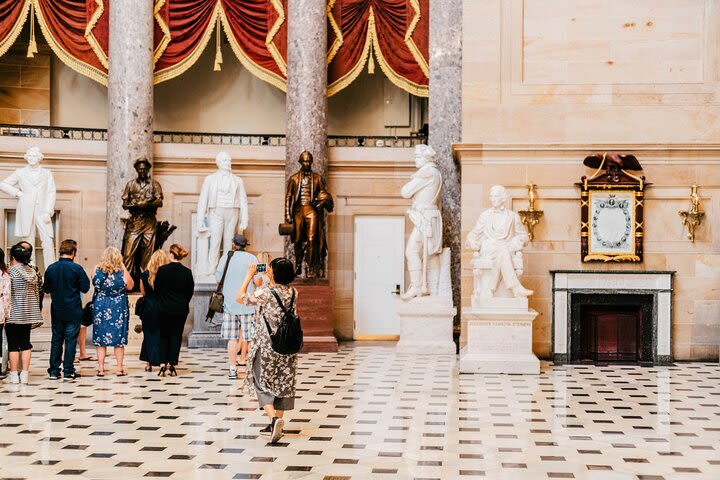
[
  {"x1": 134, "y1": 297, "x2": 145, "y2": 317},
  {"x1": 206, "y1": 251, "x2": 234, "y2": 321},
  {"x1": 264, "y1": 287, "x2": 303, "y2": 355},
  {"x1": 81, "y1": 302, "x2": 93, "y2": 327}
]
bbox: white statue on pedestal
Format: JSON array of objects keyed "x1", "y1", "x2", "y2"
[
  {"x1": 460, "y1": 185, "x2": 539, "y2": 374},
  {"x1": 196, "y1": 152, "x2": 249, "y2": 276},
  {"x1": 466, "y1": 185, "x2": 533, "y2": 301},
  {"x1": 395, "y1": 144, "x2": 455, "y2": 355},
  {"x1": 0, "y1": 147, "x2": 56, "y2": 267},
  {"x1": 400, "y1": 144, "x2": 445, "y2": 301}
]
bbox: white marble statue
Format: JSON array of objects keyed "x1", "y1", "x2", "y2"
[
  {"x1": 466, "y1": 185, "x2": 533, "y2": 299},
  {"x1": 0, "y1": 147, "x2": 56, "y2": 267},
  {"x1": 400, "y1": 144, "x2": 444, "y2": 301},
  {"x1": 196, "y1": 151, "x2": 249, "y2": 276}
]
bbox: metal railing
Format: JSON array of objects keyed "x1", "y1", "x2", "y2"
[{"x1": 0, "y1": 124, "x2": 426, "y2": 148}]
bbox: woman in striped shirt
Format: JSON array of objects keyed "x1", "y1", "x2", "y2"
[{"x1": 6, "y1": 242, "x2": 42, "y2": 384}]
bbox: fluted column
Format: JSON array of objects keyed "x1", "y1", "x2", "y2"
[
  {"x1": 429, "y1": 0, "x2": 462, "y2": 341},
  {"x1": 285, "y1": 0, "x2": 328, "y2": 178},
  {"x1": 106, "y1": 0, "x2": 154, "y2": 247}
]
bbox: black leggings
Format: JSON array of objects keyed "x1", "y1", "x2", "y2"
[{"x1": 5, "y1": 324, "x2": 32, "y2": 352}]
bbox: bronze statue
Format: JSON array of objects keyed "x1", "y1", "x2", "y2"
[
  {"x1": 282, "y1": 151, "x2": 334, "y2": 277},
  {"x1": 121, "y1": 158, "x2": 175, "y2": 286}
]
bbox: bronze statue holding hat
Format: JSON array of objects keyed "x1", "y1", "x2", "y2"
[
  {"x1": 281, "y1": 151, "x2": 334, "y2": 277},
  {"x1": 121, "y1": 157, "x2": 175, "y2": 286}
]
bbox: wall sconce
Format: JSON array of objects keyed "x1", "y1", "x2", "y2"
[
  {"x1": 679, "y1": 184, "x2": 704, "y2": 242},
  {"x1": 518, "y1": 184, "x2": 544, "y2": 241}
]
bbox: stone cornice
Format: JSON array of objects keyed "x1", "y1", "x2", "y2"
[{"x1": 453, "y1": 143, "x2": 720, "y2": 164}]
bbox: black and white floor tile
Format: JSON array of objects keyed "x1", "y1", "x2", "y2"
[{"x1": 0, "y1": 345, "x2": 718, "y2": 479}]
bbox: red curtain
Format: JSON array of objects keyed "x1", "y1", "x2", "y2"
[
  {"x1": 327, "y1": 0, "x2": 428, "y2": 97},
  {"x1": 0, "y1": 0, "x2": 30, "y2": 57},
  {"x1": 0, "y1": 0, "x2": 428, "y2": 95},
  {"x1": 35, "y1": 0, "x2": 109, "y2": 83}
]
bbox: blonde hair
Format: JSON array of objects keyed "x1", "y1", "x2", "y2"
[
  {"x1": 98, "y1": 247, "x2": 123, "y2": 274},
  {"x1": 169, "y1": 243, "x2": 189, "y2": 260},
  {"x1": 147, "y1": 249, "x2": 169, "y2": 287}
]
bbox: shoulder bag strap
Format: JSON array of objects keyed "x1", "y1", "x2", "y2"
[
  {"x1": 215, "y1": 251, "x2": 234, "y2": 294},
  {"x1": 269, "y1": 287, "x2": 289, "y2": 315}
]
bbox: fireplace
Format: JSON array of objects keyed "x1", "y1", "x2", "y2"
[
  {"x1": 551, "y1": 271, "x2": 674, "y2": 366},
  {"x1": 571, "y1": 294, "x2": 654, "y2": 364}
]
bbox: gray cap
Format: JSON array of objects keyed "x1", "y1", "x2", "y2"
[{"x1": 232, "y1": 234, "x2": 249, "y2": 247}]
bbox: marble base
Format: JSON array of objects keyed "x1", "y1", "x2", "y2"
[
  {"x1": 188, "y1": 282, "x2": 225, "y2": 348},
  {"x1": 459, "y1": 307, "x2": 540, "y2": 374},
  {"x1": 126, "y1": 294, "x2": 143, "y2": 354},
  {"x1": 294, "y1": 279, "x2": 338, "y2": 353},
  {"x1": 396, "y1": 296, "x2": 457, "y2": 354}
]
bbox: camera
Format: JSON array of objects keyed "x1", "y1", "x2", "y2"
[{"x1": 256, "y1": 263, "x2": 267, "y2": 273}]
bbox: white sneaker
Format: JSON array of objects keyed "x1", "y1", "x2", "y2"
[
  {"x1": 19, "y1": 371, "x2": 29, "y2": 384},
  {"x1": 228, "y1": 368, "x2": 237, "y2": 379},
  {"x1": 8, "y1": 372, "x2": 20, "y2": 384}
]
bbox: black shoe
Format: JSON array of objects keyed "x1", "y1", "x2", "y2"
[
  {"x1": 270, "y1": 416, "x2": 284, "y2": 443},
  {"x1": 63, "y1": 372, "x2": 80, "y2": 380},
  {"x1": 259, "y1": 423, "x2": 272, "y2": 436},
  {"x1": 168, "y1": 365, "x2": 177, "y2": 377},
  {"x1": 158, "y1": 365, "x2": 166, "y2": 377}
]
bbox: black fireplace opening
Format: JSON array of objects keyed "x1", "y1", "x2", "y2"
[{"x1": 570, "y1": 294, "x2": 654, "y2": 364}]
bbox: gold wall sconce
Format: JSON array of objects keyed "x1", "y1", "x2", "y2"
[
  {"x1": 679, "y1": 185, "x2": 704, "y2": 242},
  {"x1": 518, "y1": 184, "x2": 544, "y2": 241}
]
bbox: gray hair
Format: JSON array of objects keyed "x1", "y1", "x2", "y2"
[
  {"x1": 415, "y1": 144, "x2": 437, "y2": 163},
  {"x1": 24, "y1": 147, "x2": 43, "y2": 162}
]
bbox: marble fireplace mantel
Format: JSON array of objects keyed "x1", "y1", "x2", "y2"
[{"x1": 551, "y1": 270, "x2": 675, "y2": 366}]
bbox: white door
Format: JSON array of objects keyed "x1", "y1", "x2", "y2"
[{"x1": 353, "y1": 216, "x2": 405, "y2": 339}]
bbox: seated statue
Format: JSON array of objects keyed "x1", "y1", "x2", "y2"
[{"x1": 465, "y1": 185, "x2": 533, "y2": 299}]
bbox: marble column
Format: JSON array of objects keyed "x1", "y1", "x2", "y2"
[
  {"x1": 285, "y1": 0, "x2": 328, "y2": 178},
  {"x1": 106, "y1": 0, "x2": 154, "y2": 248},
  {"x1": 429, "y1": 0, "x2": 462, "y2": 343},
  {"x1": 285, "y1": 0, "x2": 328, "y2": 264}
]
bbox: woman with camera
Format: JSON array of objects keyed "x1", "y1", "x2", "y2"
[{"x1": 237, "y1": 257, "x2": 298, "y2": 443}]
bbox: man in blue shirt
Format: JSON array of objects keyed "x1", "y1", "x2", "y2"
[
  {"x1": 216, "y1": 234, "x2": 261, "y2": 379},
  {"x1": 43, "y1": 239, "x2": 90, "y2": 380}
]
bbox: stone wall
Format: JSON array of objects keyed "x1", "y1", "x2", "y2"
[
  {"x1": 456, "y1": 144, "x2": 720, "y2": 361},
  {"x1": 0, "y1": 46, "x2": 50, "y2": 125},
  {"x1": 458, "y1": 0, "x2": 720, "y2": 361},
  {"x1": 0, "y1": 138, "x2": 413, "y2": 342}
]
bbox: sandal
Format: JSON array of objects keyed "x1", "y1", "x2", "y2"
[
  {"x1": 116, "y1": 370, "x2": 127, "y2": 377},
  {"x1": 79, "y1": 356, "x2": 96, "y2": 362},
  {"x1": 144, "y1": 364, "x2": 152, "y2": 372},
  {"x1": 97, "y1": 370, "x2": 105, "y2": 377}
]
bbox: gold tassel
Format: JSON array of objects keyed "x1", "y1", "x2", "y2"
[
  {"x1": 368, "y1": 47, "x2": 375, "y2": 74},
  {"x1": 213, "y1": 16, "x2": 223, "y2": 71},
  {"x1": 27, "y1": 2, "x2": 38, "y2": 58}
]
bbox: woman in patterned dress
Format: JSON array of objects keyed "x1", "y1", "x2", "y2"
[
  {"x1": 237, "y1": 257, "x2": 298, "y2": 443},
  {"x1": 91, "y1": 247, "x2": 134, "y2": 376}
]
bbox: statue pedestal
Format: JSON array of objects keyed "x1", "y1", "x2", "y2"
[
  {"x1": 294, "y1": 278, "x2": 338, "y2": 352},
  {"x1": 459, "y1": 303, "x2": 540, "y2": 374},
  {"x1": 126, "y1": 294, "x2": 143, "y2": 354},
  {"x1": 188, "y1": 282, "x2": 225, "y2": 348},
  {"x1": 396, "y1": 296, "x2": 456, "y2": 354}
]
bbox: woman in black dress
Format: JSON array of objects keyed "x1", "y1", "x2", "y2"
[
  {"x1": 139, "y1": 249, "x2": 168, "y2": 372},
  {"x1": 154, "y1": 244, "x2": 194, "y2": 376}
]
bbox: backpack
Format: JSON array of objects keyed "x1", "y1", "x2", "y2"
[{"x1": 264, "y1": 287, "x2": 303, "y2": 355}]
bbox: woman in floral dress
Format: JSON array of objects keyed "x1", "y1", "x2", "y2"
[
  {"x1": 92, "y1": 247, "x2": 134, "y2": 376},
  {"x1": 237, "y1": 257, "x2": 298, "y2": 444}
]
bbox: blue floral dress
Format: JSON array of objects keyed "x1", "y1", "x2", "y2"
[{"x1": 92, "y1": 269, "x2": 129, "y2": 347}]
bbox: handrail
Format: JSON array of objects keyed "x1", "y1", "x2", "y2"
[{"x1": 0, "y1": 124, "x2": 426, "y2": 147}]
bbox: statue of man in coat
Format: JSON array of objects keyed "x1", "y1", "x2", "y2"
[
  {"x1": 196, "y1": 151, "x2": 249, "y2": 276},
  {"x1": 284, "y1": 151, "x2": 334, "y2": 277},
  {"x1": 0, "y1": 147, "x2": 56, "y2": 268}
]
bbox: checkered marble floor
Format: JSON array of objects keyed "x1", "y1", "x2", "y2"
[{"x1": 0, "y1": 345, "x2": 719, "y2": 480}]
